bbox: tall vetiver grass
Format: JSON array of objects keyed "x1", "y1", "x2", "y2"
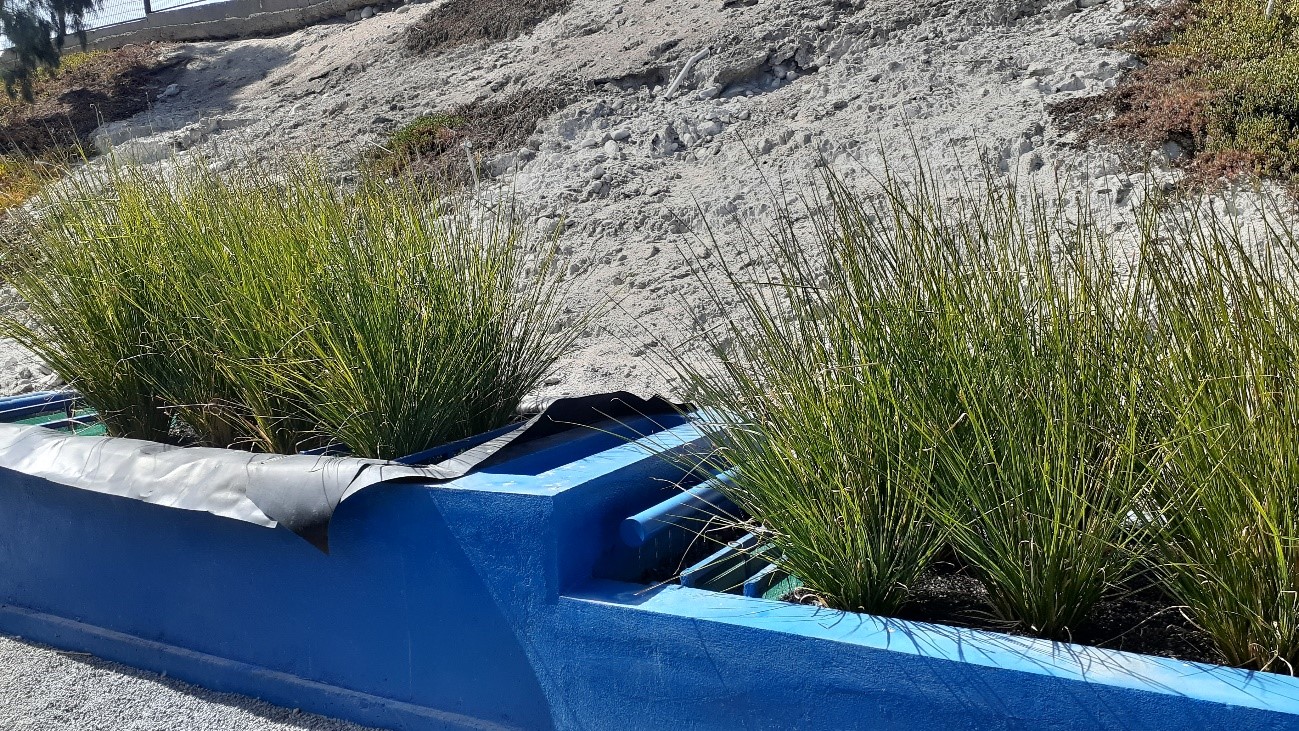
[
  {"x1": 906, "y1": 181, "x2": 1153, "y2": 640},
  {"x1": 669, "y1": 168, "x2": 1154, "y2": 637},
  {"x1": 1, "y1": 156, "x2": 578, "y2": 460},
  {"x1": 664, "y1": 176, "x2": 948, "y2": 615},
  {"x1": 1142, "y1": 205, "x2": 1299, "y2": 673},
  {"x1": 285, "y1": 178, "x2": 574, "y2": 459}
]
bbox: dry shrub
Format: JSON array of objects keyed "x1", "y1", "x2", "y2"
[
  {"x1": 402, "y1": 0, "x2": 569, "y2": 54},
  {"x1": 370, "y1": 88, "x2": 568, "y2": 185}
]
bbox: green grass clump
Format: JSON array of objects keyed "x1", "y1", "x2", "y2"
[
  {"x1": 910, "y1": 186, "x2": 1152, "y2": 640},
  {"x1": 1142, "y1": 209, "x2": 1299, "y2": 673},
  {"x1": 2, "y1": 156, "x2": 577, "y2": 459},
  {"x1": 0, "y1": 154, "x2": 55, "y2": 212},
  {"x1": 373, "y1": 113, "x2": 469, "y2": 177},
  {"x1": 671, "y1": 178, "x2": 947, "y2": 615},
  {"x1": 1, "y1": 165, "x2": 173, "y2": 440},
  {"x1": 671, "y1": 165, "x2": 1299, "y2": 668}
]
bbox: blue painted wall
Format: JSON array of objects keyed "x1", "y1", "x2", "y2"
[{"x1": 0, "y1": 411, "x2": 1297, "y2": 730}]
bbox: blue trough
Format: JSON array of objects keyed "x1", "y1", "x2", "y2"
[{"x1": 0, "y1": 392, "x2": 1296, "y2": 730}]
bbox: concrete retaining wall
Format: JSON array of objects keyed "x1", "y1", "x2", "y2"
[
  {"x1": 0, "y1": 396, "x2": 1297, "y2": 730},
  {"x1": 78, "y1": 0, "x2": 373, "y2": 50}
]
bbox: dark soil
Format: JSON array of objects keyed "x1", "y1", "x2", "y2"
[
  {"x1": 0, "y1": 44, "x2": 185, "y2": 157},
  {"x1": 785, "y1": 558, "x2": 1221, "y2": 666},
  {"x1": 402, "y1": 0, "x2": 570, "y2": 55}
]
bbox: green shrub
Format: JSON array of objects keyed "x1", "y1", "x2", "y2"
[
  {"x1": 1173, "y1": 0, "x2": 1299, "y2": 149},
  {"x1": 379, "y1": 113, "x2": 469, "y2": 175}
]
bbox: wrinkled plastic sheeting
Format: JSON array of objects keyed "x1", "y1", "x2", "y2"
[{"x1": 0, "y1": 392, "x2": 681, "y2": 551}]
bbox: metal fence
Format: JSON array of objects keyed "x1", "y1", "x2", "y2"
[{"x1": 81, "y1": 0, "x2": 223, "y2": 32}]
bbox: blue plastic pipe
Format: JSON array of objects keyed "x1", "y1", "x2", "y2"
[
  {"x1": 0, "y1": 391, "x2": 79, "y2": 422},
  {"x1": 620, "y1": 470, "x2": 738, "y2": 548}
]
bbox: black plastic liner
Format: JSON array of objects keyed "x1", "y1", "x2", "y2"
[{"x1": 0, "y1": 392, "x2": 681, "y2": 551}]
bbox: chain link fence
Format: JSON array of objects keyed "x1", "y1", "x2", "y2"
[
  {"x1": 3, "y1": 0, "x2": 224, "y2": 49},
  {"x1": 84, "y1": 0, "x2": 223, "y2": 29}
]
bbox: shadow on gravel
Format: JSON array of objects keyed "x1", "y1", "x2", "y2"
[{"x1": 1, "y1": 635, "x2": 374, "y2": 730}]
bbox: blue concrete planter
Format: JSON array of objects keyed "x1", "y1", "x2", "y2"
[{"x1": 0, "y1": 393, "x2": 1297, "y2": 729}]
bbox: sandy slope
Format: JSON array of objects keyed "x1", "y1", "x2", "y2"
[{"x1": 3, "y1": 0, "x2": 1155, "y2": 399}]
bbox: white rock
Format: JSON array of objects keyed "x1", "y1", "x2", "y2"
[
  {"x1": 159, "y1": 83, "x2": 181, "y2": 99},
  {"x1": 610, "y1": 129, "x2": 632, "y2": 141},
  {"x1": 589, "y1": 164, "x2": 606, "y2": 180},
  {"x1": 698, "y1": 120, "x2": 724, "y2": 137},
  {"x1": 603, "y1": 140, "x2": 620, "y2": 155},
  {"x1": 360, "y1": 6, "x2": 376, "y2": 18},
  {"x1": 115, "y1": 140, "x2": 172, "y2": 165},
  {"x1": 1054, "y1": 75, "x2": 1086, "y2": 92}
]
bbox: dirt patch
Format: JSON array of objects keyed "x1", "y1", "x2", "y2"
[
  {"x1": 0, "y1": 44, "x2": 182, "y2": 157},
  {"x1": 402, "y1": 0, "x2": 571, "y2": 54},
  {"x1": 369, "y1": 87, "x2": 569, "y2": 185},
  {"x1": 786, "y1": 558, "x2": 1220, "y2": 666}
]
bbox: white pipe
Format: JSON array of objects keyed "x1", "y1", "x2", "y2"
[{"x1": 664, "y1": 47, "x2": 711, "y2": 99}]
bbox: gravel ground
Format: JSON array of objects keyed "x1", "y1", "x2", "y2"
[{"x1": 0, "y1": 635, "x2": 379, "y2": 731}]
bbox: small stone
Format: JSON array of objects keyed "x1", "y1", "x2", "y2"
[
  {"x1": 159, "y1": 83, "x2": 180, "y2": 99},
  {"x1": 603, "y1": 140, "x2": 619, "y2": 156},
  {"x1": 610, "y1": 129, "x2": 632, "y2": 141},
  {"x1": 360, "y1": 5, "x2": 376, "y2": 18},
  {"x1": 698, "y1": 120, "x2": 723, "y2": 137},
  {"x1": 589, "y1": 164, "x2": 606, "y2": 180}
]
